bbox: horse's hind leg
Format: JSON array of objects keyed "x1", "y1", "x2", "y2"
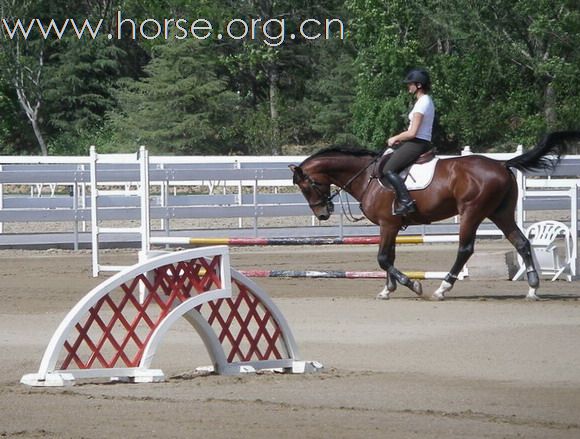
[
  {"x1": 489, "y1": 205, "x2": 540, "y2": 300},
  {"x1": 507, "y1": 229, "x2": 539, "y2": 300}
]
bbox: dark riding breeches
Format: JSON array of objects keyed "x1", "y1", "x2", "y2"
[{"x1": 381, "y1": 139, "x2": 432, "y2": 173}]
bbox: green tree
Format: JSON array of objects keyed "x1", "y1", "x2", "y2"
[
  {"x1": 0, "y1": 75, "x2": 37, "y2": 154},
  {"x1": 0, "y1": 0, "x2": 137, "y2": 154},
  {"x1": 300, "y1": 40, "x2": 358, "y2": 146},
  {"x1": 346, "y1": 0, "x2": 423, "y2": 149},
  {"x1": 427, "y1": 0, "x2": 580, "y2": 147},
  {"x1": 43, "y1": 36, "x2": 125, "y2": 155},
  {"x1": 1, "y1": 0, "x2": 355, "y2": 155},
  {"x1": 346, "y1": 0, "x2": 580, "y2": 152},
  {"x1": 0, "y1": 0, "x2": 49, "y2": 154},
  {"x1": 217, "y1": 0, "x2": 349, "y2": 153},
  {"x1": 0, "y1": 81, "x2": 11, "y2": 149},
  {"x1": 106, "y1": 38, "x2": 241, "y2": 154}
]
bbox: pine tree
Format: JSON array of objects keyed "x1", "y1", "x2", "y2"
[
  {"x1": 106, "y1": 38, "x2": 241, "y2": 154},
  {"x1": 43, "y1": 36, "x2": 125, "y2": 154}
]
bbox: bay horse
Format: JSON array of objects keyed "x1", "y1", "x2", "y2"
[{"x1": 290, "y1": 132, "x2": 578, "y2": 300}]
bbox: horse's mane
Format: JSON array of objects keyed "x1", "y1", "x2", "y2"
[{"x1": 301, "y1": 145, "x2": 379, "y2": 166}]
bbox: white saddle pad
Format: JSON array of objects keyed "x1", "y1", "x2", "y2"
[{"x1": 404, "y1": 158, "x2": 439, "y2": 190}]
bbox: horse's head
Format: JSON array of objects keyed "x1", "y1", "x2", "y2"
[{"x1": 289, "y1": 164, "x2": 335, "y2": 221}]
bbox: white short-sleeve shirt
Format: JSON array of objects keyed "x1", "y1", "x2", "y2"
[{"x1": 409, "y1": 95, "x2": 435, "y2": 141}]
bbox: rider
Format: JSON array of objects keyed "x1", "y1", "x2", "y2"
[{"x1": 380, "y1": 68, "x2": 435, "y2": 216}]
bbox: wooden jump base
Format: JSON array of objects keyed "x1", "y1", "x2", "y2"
[
  {"x1": 22, "y1": 246, "x2": 321, "y2": 387},
  {"x1": 150, "y1": 235, "x2": 460, "y2": 246},
  {"x1": 240, "y1": 270, "x2": 461, "y2": 280}
]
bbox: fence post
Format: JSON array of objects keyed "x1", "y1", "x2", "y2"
[
  {"x1": 0, "y1": 164, "x2": 3, "y2": 234},
  {"x1": 572, "y1": 184, "x2": 578, "y2": 277},
  {"x1": 139, "y1": 146, "x2": 150, "y2": 259},
  {"x1": 89, "y1": 146, "x2": 99, "y2": 277}
]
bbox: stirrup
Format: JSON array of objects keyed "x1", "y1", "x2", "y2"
[{"x1": 393, "y1": 200, "x2": 416, "y2": 216}]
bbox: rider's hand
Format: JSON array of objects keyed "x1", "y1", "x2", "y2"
[{"x1": 387, "y1": 137, "x2": 400, "y2": 147}]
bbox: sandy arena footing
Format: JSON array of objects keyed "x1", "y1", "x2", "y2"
[{"x1": 1, "y1": 241, "x2": 579, "y2": 438}]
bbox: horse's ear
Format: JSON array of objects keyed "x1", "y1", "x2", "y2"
[{"x1": 289, "y1": 164, "x2": 303, "y2": 177}]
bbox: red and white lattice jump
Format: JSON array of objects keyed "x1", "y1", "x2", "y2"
[{"x1": 21, "y1": 246, "x2": 320, "y2": 386}]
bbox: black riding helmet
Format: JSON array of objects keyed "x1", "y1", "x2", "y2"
[{"x1": 403, "y1": 68, "x2": 431, "y2": 90}]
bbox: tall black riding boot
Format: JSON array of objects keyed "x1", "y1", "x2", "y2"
[{"x1": 381, "y1": 171, "x2": 416, "y2": 215}]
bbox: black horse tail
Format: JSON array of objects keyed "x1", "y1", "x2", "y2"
[{"x1": 504, "y1": 131, "x2": 580, "y2": 174}]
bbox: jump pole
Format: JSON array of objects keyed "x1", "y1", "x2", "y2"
[
  {"x1": 149, "y1": 237, "x2": 466, "y2": 280},
  {"x1": 239, "y1": 270, "x2": 465, "y2": 280},
  {"x1": 150, "y1": 235, "x2": 460, "y2": 246}
]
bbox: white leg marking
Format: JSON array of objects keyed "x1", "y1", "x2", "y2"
[
  {"x1": 526, "y1": 287, "x2": 540, "y2": 301},
  {"x1": 431, "y1": 280, "x2": 453, "y2": 301},
  {"x1": 376, "y1": 285, "x2": 392, "y2": 300}
]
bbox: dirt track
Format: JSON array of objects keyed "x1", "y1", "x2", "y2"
[{"x1": 1, "y1": 242, "x2": 580, "y2": 438}]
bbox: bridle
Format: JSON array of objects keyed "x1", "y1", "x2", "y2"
[
  {"x1": 298, "y1": 154, "x2": 381, "y2": 221},
  {"x1": 299, "y1": 173, "x2": 336, "y2": 214}
]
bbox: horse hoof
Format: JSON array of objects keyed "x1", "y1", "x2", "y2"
[
  {"x1": 431, "y1": 280, "x2": 453, "y2": 301},
  {"x1": 430, "y1": 292, "x2": 445, "y2": 301},
  {"x1": 526, "y1": 288, "x2": 540, "y2": 301},
  {"x1": 410, "y1": 280, "x2": 423, "y2": 296},
  {"x1": 376, "y1": 286, "x2": 392, "y2": 300}
]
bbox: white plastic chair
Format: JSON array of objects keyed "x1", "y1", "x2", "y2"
[{"x1": 513, "y1": 220, "x2": 573, "y2": 282}]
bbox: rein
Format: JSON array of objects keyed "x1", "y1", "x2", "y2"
[{"x1": 327, "y1": 155, "x2": 381, "y2": 222}]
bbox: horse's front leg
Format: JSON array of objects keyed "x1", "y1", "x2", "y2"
[
  {"x1": 376, "y1": 226, "x2": 423, "y2": 299},
  {"x1": 376, "y1": 244, "x2": 398, "y2": 299}
]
